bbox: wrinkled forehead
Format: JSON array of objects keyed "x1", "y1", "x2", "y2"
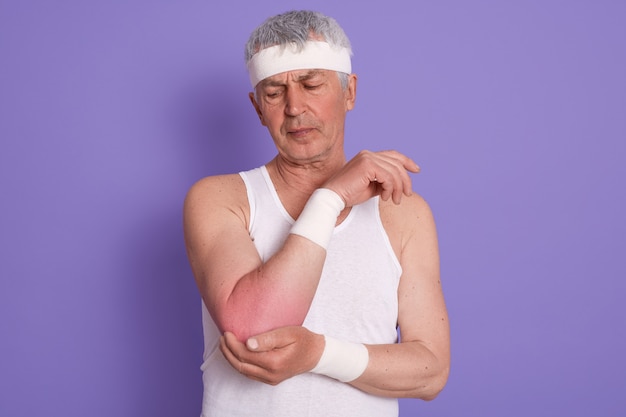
[{"x1": 247, "y1": 41, "x2": 351, "y2": 88}]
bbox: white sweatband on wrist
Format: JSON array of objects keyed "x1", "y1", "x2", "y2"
[
  {"x1": 310, "y1": 335, "x2": 369, "y2": 382},
  {"x1": 290, "y1": 188, "x2": 345, "y2": 250},
  {"x1": 247, "y1": 40, "x2": 352, "y2": 87}
]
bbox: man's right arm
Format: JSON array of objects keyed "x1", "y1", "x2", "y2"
[
  {"x1": 186, "y1": 151, "x2": 420, "y2": 343},
  {"x1": 183, "y1": 174, "x2": 328, "y2": 342}
]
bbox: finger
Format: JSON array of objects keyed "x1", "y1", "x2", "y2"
[
  {"x1": 377, "y1": 177, "x2": 393, "y2": 202},
  {"x1": 222, "y1": 332, "x2": 259, "y2": 370},
  {"x1": 220, "y1": 333, "x2": 242, "y2": 370},
  {"x1": 246, "y1": 326, "x2": 295, "y2": 352},
  {"x1": 221, "y1": 333, "x2": 274, "y2": 381},
  {"x1": 399, "y1": 154, "x2": 420, "y2": 174},
  {"x1": 378, "y1": 150, "x2": 420, "y2": 175},
  {"x1": 223, "y1": 331, "x2": 246, "y2": 354},
  {"x1": 377, "y1": 151, "x2": 416, "y2": 200},
  {"x1": 400, "y1": 156, "x2": 419, "y2": 197},
  {"x1": 380, "y1": 150, "x2": 419, "y2": 170},
  {"x1": 382, "y1": 150, "x2": 417, "y2": 180},
  {"x1": 372, "y1": 158, "x2": 409, "y2": 204},
  {"x1": 221, "y1": 332, "x2": 249, "y2": 365}
]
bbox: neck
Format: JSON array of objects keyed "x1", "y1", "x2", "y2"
[{"x1": 268, "y1": 151, "x2": 346, "y2": 198}]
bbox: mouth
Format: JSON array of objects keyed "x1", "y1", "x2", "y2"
[{"x1": 286, "y1": 127, "x2": 315, "y2": 139}]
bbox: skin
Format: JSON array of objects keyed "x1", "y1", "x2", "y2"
[{"x1": 183, "y1": 63, "x2": 450, "y2": 400}]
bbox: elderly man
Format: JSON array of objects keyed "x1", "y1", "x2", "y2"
[{"x1": 184, "y1": 10, "x2": 449, "y2": 417}]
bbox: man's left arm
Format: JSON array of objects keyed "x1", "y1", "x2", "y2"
[{"x1": 349, "y1": 193, "x2": 450, "y2": 399}]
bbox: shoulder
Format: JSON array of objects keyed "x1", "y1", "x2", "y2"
[
  {"x1": 184, "y1": 173, "x2": 249, "y2": 227},
  {"x1": 185, "y1": 173, "x2": 246, "y2": 205},
  {"x1": 379, "y1": 192, "x2": 437, "y2": 261},
  {"x1": 379, "y1": 192, "x2": 436, "y2": 234}
]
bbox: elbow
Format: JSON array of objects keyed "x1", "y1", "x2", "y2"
[
  {"x1": 212, "y1": 289, "x2": 270, "y2": 341},
  {"x1": 212, "y1": 280, "x2": 308, "y2": 341},
  {"x1": 216, "y1": 304, "x2": 303, "y2": 342},
  {"x1": 419, "y1": 365, "x2": 450, "y2": 401},
  {"x1": 215, "y1": 308, "x2": 259, "y2": 342},
  {"x1": 206, "y1": 301, "x2": 252, "y2": 342},
  {"x1": 220, "y1": 321, "x2": 251, "y2": 343}
]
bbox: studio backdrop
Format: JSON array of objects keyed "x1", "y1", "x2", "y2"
[{"x1": 1, "y1": 1, "x2": 625, "y2": 416}]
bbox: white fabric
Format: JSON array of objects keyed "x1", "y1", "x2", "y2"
[
  {"x1": 200, "y1": 165, "x2": 402, "y2": 417},
  {"x1": 290, "y1": 188, "x2": 345, "y2": 249},
  {"x1": 247, "y1": 41, "x2": 352, "y2": 87},
  {"x1": 310, "y1": 335, "x2": 369, "y2": 382}
]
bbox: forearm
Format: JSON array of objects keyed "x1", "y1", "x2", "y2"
[
  {"x1": 212, "y1": 188, "x2": 345, "y2": 341},
  {"x1": 219, "y1": 235, "x2": 326, "y2": 340},
  {"x1": 349, "y1": 341, "x2": 450, "y2": 400}
]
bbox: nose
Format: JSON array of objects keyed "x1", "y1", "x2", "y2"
[{"x1": 284, "y1": 87, "x2": 306, "y2": 117}]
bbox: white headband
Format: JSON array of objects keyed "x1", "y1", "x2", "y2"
[{"x1": 247, "y1": 41, "x2": 352, "y2": 87}]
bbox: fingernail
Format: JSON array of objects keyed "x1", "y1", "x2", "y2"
[{"x1": 246, "y1": 338, "x2": 258, "y2": 350}]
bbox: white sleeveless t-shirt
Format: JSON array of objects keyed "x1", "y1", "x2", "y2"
[{"x1": 200, "y1": 166, "x2": 402, "y2": 417}]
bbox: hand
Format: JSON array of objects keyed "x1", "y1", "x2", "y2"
[
  {"x1": 324, "y1": 150, "x2": 419, "y2": 207},
  {"x1": 220, "y1": 326, "x2": 325, "y2": 385}
]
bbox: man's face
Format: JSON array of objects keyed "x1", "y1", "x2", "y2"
[{"x1": 250, "y1": 69, "x2": 357, "y2": 165}]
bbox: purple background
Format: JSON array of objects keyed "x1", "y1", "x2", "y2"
[{"x1": 1, "y1": 1, "x2": 625, "y2": 416}]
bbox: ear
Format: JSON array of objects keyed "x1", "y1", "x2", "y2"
[
  {"x1": 249, "y1": 92, "x2": 266, "y2": 126},
  {"x1": 344, "y1": 74, "x2": 357, "y2": 111}
]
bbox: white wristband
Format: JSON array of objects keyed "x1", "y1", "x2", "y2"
[
  {"x1": 310, "y1": 335, "x2": 369, "y2": 382},
  {"x1": 290, "y1": 188, "x2": 345, "y2": 249}
]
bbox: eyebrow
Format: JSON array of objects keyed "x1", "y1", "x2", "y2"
[{"x1": 260, "y1": 70, "x2": 325, "y2": 87}]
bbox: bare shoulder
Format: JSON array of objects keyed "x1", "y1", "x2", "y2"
[
  {"x1": 379, "y1": 192, "x2": 437, "y2": 262},
  {"x1": 184, "y1": 173, "x2": 250, "y2": 230},
  {"x1": 186, "y1": 173, "x2": 246, "y2": 202},
  {"x1": 185, "y1": 173, "x2": 247, "y2": 208}
]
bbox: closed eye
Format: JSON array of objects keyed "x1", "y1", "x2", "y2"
[{"x1": 265, "y1": 89, "x2": 283, "y2": 99}]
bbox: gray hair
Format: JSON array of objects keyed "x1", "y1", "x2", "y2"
[{"x1": 245, "y1": 10, "x2": 353, "y2": 88}]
